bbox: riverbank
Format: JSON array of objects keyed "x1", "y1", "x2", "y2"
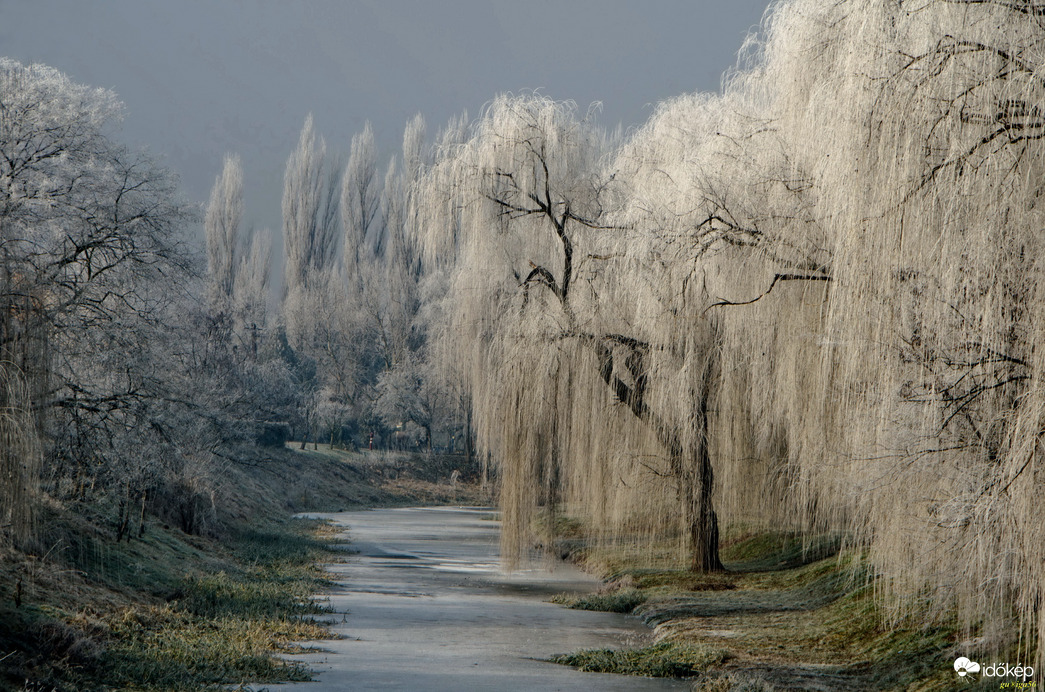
[
  {"x1": 8, "y1": 445, "x2": 1003, "y2": 691},
  {"x1": 550, "y1": 531, "x2": 999, "y2": 691},
  {"x1": 1, "y1": 446, "x2": 484, "y2": 691}
]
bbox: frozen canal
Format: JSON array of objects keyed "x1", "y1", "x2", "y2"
[{"x1": 272, "y1": 506, "x2": 687, "y2": 691}]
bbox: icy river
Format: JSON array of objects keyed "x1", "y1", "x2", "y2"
[{"x1": 268, "y1": 506, "x2": 687, "y2": 691}]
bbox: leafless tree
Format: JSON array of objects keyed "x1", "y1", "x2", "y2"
[{"x1": 0, "y1": 59, "x2": 196, "y2": 539}]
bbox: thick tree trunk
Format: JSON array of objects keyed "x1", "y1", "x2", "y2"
[
  {"x1": 666, "y1": 355, "x2": 722, "y2": 572},
  {"x1": 689, "y1": 361, "x2": 723, "y2": 572},
  {"x1": 679, "y1": 441, "x2": 723, "y2": 573},
  {"x1": 592, "y1": 336, "x2": 723, "y2": 572}
]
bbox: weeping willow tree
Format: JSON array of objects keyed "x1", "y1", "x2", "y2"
[
  {"x1": 421, "y1": 90, "x2": 834, "y2": 570},
  {"x1": 418, "y1": 0, "x2": 1045, "y2": 663},
  {"x1": 705, "y1": 0, "x2": 1045, "y2": 666},
  {"x1": 422, "y1": 95, "x2": 736, "y2": 571},
  {"x1": 605, "y1": 81, "x2": 834, "y2": 545},
  {"x1": 608, "y1": 1, "x2": 1045, "y2": 663}
]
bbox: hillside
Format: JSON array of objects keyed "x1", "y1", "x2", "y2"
[{"x1": 0, "y1": 447, "x2": 485, "y2": 691}]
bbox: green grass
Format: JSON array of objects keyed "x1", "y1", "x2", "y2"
[
  {"x1": 551, "y1": 588, "x2": 647, "y2": 613},
  {"x1": 101, "y1": 605, "x2": 317, "y2": 690},
  {"x1": 551, "y1": 640, "x2": 730, "y2": 678},
  {"x1": 100, "y1": 518, "x2": 334, "y2": 691},
  {"x1": 547, "y1": 529, "x2": 1002, "y2": 689},
  {"x1": 2, "y1": 515, "x2": 337, "y2": 691},
  {"x1": 3, "y1": 447, "x2": 486, "y2": 690},
  {"x1": 720, "y1": 529, "x2": 842, "y2": 572}
]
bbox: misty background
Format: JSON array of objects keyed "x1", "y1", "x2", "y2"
[{"x1": 0, "y1": 0, "x2": 771, "y2": 241}]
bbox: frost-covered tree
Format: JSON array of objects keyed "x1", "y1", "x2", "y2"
[
  {"x1": 232, "y1": 228, "x2": 272, "y2": 344},
  {"x1": 375, "y1": 350, "x2": 459, "y2": 452},
  {"x1": 402, "y1": 113, "x2": 427, "y2": 186},
  {"x1": 204, "y1": 153, "x2": 243, "y2": 311},
  {"x1": 740, "y1": 0, "x2": 1045, "y2": 666},
  {"x1": 594, "y1": 0, "x2": 1045, "y2": 667},
  {"x1": 316, "y1": 117, "x2": 436, "y2": 448},
  {"x1": 276, "y1": 115, "x2": 381, "y2": 446},
  {"x1": 342, "y1": 121, "x2": 380, "y2": 280},
  {"x1": 280, "y1": 113, "x2": 345, "y2": 413},
  {"x1": 421, "y1": 95, "x2": 733, "y2": 570},
  {"x1": 0, "y1": 59, "x2": 195, "y2": 539},
  {"x1": 282, "y1": 114, "x2": 339, "y2": 303},
  {"x1": 381, "y1": 156, "x2": 425, "y2": 366},
  {"x1": 335, "y1": 122, "x2": 385, "y2": 401}
]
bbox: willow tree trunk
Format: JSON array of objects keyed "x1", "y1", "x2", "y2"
[
  {"x1": 678, "y1": 444, "x2": 722, "y2": 573},
  {"x1": 592, "y1": 336, "x2": 723, "y2": 572},
  {"x1": 673, "y1": 393, "x2": 723, "y2": 573},
  {"x1": 693, "y1": 344, "x2": 723, "y2": 572}
]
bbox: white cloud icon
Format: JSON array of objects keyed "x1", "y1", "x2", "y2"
[{"x1": 954, "y1": 657, "x2": 981, "y2": 676}]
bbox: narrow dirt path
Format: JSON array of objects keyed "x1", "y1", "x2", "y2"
[{"x1": 267, "y1": 506, "x2": 687, "y2": 691}]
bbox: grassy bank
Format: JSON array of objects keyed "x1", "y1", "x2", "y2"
[
  {"x1": 1, "y1": 515, "x2": 330, "y2": 691},
  {"x1": 1, "y1": 446, "x2": 485, "y2": 691},
  {"x1": 550, "y1": 530, "x2": 1011, "y2": 691}
]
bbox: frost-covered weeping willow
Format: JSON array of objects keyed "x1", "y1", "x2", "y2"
[
  {"x1": 669, "y1": 0, "x2": 1045, "y2": 663},
  {"x1": 744, "y1": 0, "x2": 1045, "y2": 660},
  {"x1": 419, "y1": 0, "x2": 1045, "y2": 666},
  {"x1": 421, "y1": 95, "x2": 731, "y2": 570}
]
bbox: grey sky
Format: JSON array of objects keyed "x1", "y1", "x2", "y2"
[{"x1": 0, "y1": 0, "x2": 771, "y2": 237}]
